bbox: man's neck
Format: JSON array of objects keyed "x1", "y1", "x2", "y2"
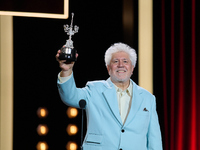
[{"x1": 112, "y1": 80, "x2": 130, "y2": 91}]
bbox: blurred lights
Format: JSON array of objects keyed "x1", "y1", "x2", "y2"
[
  {"x1": 36, "y1": 106, "x2": 79, "y2": 149},
  {"x1": 66, "y1": 124, "x2": 78, "y2": 135},
  {"x1": 37, "y1": 107, "x2": 48, "y2": 118},
  {"x1": 37, "y1": 107, "x2": 49, "y2": 149},
  {"x1": 36, "y1": 141, "x2": 48, "y2": 150},
  {"x1": 67, "y1": 107, "x2": 78, "y2": 118},
  {"x1": 66, "y1": 107, "x2": 79, "y2": 149},
  {"x1": 37, "y1": 124, "x2": 49, "y2": 136},
  {"x1": 66, "y1": 141, "x2": 78, "y2": 150}
]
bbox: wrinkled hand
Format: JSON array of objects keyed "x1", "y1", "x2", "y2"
[{"x1": 56, "y1": 50, "x2": 78, "y2": 77}]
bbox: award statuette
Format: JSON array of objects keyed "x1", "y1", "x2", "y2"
[{"x1": 59, "y1": 13, "x2": 79, "y2": 62}]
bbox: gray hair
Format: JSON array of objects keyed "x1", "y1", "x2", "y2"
[{"x1": 104, "y1": 43, "x2": 137, "y2": 68}]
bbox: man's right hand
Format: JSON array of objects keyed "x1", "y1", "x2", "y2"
[{"x1": 55, "y1": 50, "x2": 78, "y2": 77}]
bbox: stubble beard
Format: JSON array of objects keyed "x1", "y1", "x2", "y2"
[{"x1": 109, "y1": 70, "x2": 131, "y2": 83}]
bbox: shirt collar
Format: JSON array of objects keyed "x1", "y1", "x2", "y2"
[{"x1": 113, "y1": 80, "x2": 133, "y2": 97}]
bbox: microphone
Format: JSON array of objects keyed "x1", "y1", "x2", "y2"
[
  {"x1": 79, "y1": 99, "x2": 86, "y2": 150},
  {"x1": 79, "y1": 99, "x2": 86, "y2": 109}
]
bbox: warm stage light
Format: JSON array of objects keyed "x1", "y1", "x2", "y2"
[
  {"x1": 66, "y1": 141, "x2": 78, "y2": 150},
  {"x1": 66, "y1": 124, "x2": 78, "y2": 135},
  {"x1": 37, "y1": 124, "x2": 49, "y2": 136},
  {"x1": 67, "y1": 107, "x2": 78, "y2": 118},
  {"x1": 36, "y1": 141, "x2": 48, "y2": 150},
  {"x1": 37, "y1": 107, "x2": 48, "y2": 118}
]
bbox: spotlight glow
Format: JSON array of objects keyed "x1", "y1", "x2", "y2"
[
  {"x1": 37, "y1": 124, "x2": 49, "y2": 136},
  {"x1": 66, "y1": 141, "x2": 78, "y2": 150},
  {"x1": 66, "y1": 124, "x2": 78, "y2": 135},
  {"x1": 36, "y1": 141, "x2": 48, "y2": 150},
  {"x1": 67, "y1": 107, "x2": 78, "y2": 118},
  {"x1": 37, "y1": 107, "x2": 48, "y2": 118}
]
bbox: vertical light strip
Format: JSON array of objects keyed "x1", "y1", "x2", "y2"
[
  {"x1": 138, "y1": 0, "x2": 153, "y2": 93},
  {"x1": 0, "y1": 15, "x2": 13, "y2": 150}
]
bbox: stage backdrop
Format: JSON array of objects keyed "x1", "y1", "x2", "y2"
[
  {"x1": 11, "y1": 0, "x2": 200, "y2": 149},
  {"x1": 153, "y1": 0, "x2": 200, "y2": 150},
  {"x1": 12, "y1": 0, "x2": 136, "y2": 149}
]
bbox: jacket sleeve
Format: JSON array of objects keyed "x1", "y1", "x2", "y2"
[
  {"x1": 147, "y1": 96, "x2": 163, "y2": 150},
  {"x1": 57, "y1": 73, "x2": 90, "y2": 108}
]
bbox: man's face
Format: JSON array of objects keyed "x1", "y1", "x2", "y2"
[{"x1": 107, "y1": 51, "x2": 134, "y2": 84}]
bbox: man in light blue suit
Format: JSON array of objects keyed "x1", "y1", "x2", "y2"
[{"x1": 56, "y1": 43, "x2": 163, "y2": 150}]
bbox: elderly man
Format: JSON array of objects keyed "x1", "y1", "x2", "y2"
[{"x1": 56, "y1": 43, "x2": 163, "y2": 150}]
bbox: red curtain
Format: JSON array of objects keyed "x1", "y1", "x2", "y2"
[{"x1": 159, "y1": 0, "x2": 200, "y2": 149}]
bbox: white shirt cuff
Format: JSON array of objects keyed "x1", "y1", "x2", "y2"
[{"x1": 58, "y1": 72, "x2": 72, "y2": 83}]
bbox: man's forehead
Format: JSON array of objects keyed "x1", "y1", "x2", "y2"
[
  {"x1": 112, "y1": 57, "x2": 129, "y2": 60},
  {"x1": 111, "y1": 52, "x2": 130, "y2": 59}
]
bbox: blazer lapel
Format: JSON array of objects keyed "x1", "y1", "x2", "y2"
[
  {"x1": 124, "y1": 81, "x2": 144, "y2": 126},
  {"x1": 102, "y1": 78, "x2": 123, "y2": 125}
]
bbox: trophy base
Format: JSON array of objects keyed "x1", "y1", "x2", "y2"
[{"x1": 58, "y1": 47, "x2": 77, "y2": 62}]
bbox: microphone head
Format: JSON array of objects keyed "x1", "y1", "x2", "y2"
[{"x1": 79, "y1": 99, "x2": 86, "y2": 109}]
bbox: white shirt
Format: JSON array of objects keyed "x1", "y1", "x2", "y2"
[
  {"x1": 114, "y1": 82, "x2": 133, "y2": 124},
  {"x1": 58, "y1": 73, "x2": 133, "y2": 124}
]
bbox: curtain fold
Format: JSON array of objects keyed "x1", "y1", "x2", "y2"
[{"x1": 155, "y1": 0, "x2": 199, "y2": 149}]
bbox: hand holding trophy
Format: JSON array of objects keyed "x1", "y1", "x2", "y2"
[
  {"x1": 56, "y1": 13, "x2": 79, "y2": 77},
  {"x1": 58, "y1": 13, "x2": 79, "y2": 62}
]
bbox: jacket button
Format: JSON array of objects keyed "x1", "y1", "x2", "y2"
[
  {"x1": 119, "y1": 149, "x2": 122, "y2": 150},
  {"x1": 121, "y1": 129, "x2": 125, "y2": 132}
]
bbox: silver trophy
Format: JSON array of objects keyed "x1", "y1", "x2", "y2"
[{"x1": 59, "y1": 13, "x2": 79, "y2": 62}]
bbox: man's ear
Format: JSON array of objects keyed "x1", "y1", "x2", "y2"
[
  {"x1": 106, "y1": 65, "x2": 110, "y2": 72},
  {"x1": 131, "y1": 66, "x2": 134, "y2": 74}
]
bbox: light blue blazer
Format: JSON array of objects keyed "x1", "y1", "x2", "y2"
[{"x1": 57, "y1": 74, "x2": 163, "y2": 150}]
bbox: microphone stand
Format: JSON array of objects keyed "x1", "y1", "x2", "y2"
[
  {"x1": 79, "y1": 99, "x2": 86, "y2": 150},
  {"x1": 80, "y1": 108, "x2": 84, "y2": 150}
]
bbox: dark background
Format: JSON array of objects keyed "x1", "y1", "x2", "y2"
[
  {"x1": 12, "y1": 0, "x2": 141, "y2": 149},
  {"x1": 5, "y1": 0, "x2": 200, "y2": 149}
]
